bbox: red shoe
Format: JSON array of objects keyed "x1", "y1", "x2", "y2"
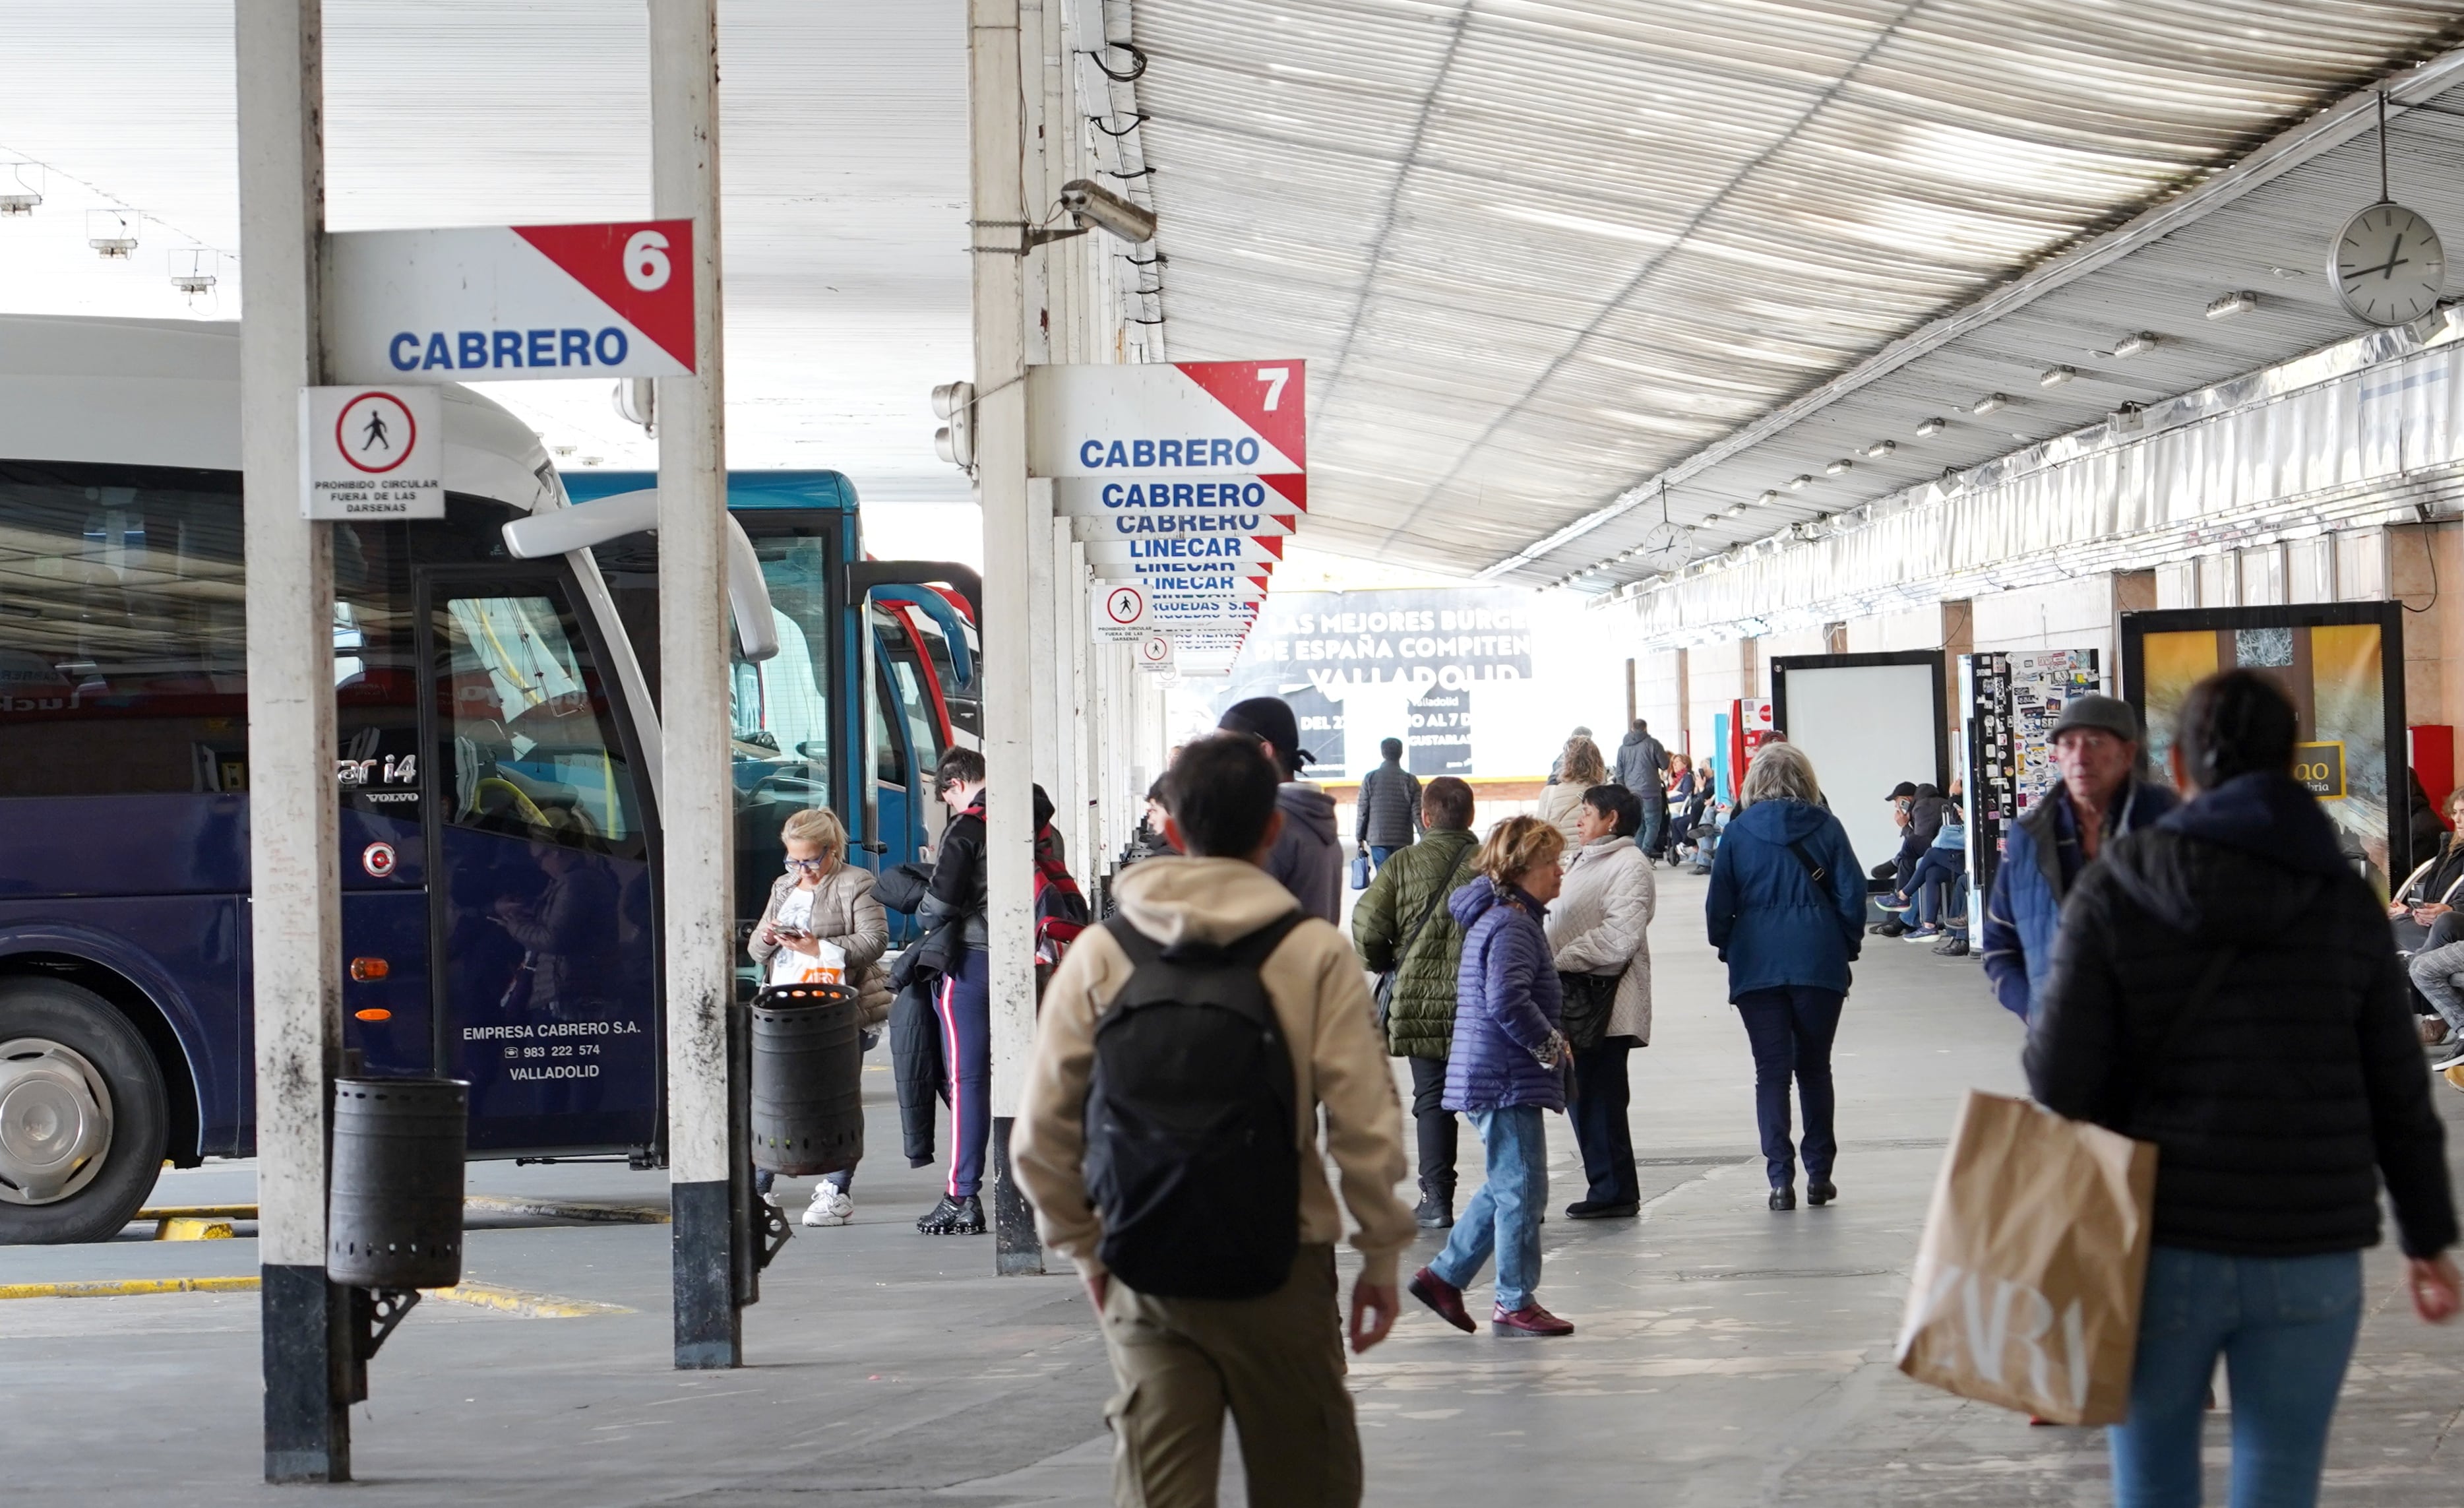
[
  {"x1": 1491, "y1": 1301, "x2": 1574, "y2": 1337},
  {"x1": 1407, "y1": 1267, "x2": 1475, "y2": 1333}
]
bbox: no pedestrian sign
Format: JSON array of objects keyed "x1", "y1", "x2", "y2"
[
  {"x1": 300, "y1": 386, "x2": 443, "y2": 520},
  {"x1": 323, "y1": 220, "x2": 696, "y2": 383}
]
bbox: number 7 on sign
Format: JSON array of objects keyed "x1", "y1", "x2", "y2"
[{"x1": 1256, "y1": 367, "x2": 1289, "y2": 411}]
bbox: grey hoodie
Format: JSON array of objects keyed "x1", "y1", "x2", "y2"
[
  {"x1": 1266, "y1": 780, "x2": 1343, "y2": 923},
  {"x1": 1615, "y1": 729, "x2": 1666, "y2": 794}
]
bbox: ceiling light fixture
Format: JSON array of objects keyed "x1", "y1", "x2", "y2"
[
  {"x1": 1863, "y1": 439, "x2": 1896, "y2": 458},
  {"x1": 1824, "y1": 458, "x2": 1853, "y2": 476},
  {"x1": 0, "y1": 162, "x2": 40, "y2": 215},
  {"x1": 1758, "y1": 489, "x2": 1782, "y2": 505},
  {"x1": 2039, "y1": 365, "x2": 2076, "y2": 387},
  {"x1": 2205, "y1": 290, "x2": 2258, "y2": 321},
  {"x1": 2109, "y1": 331, "x2": 2157, "y2": 359},
  {"x1": 1914, "y1": 416, "x2": 1946, "y2": 437},
  {"x1": 86, "y1": 209, "x2": 138, "y2": 258},
  {"x1": 1725, "y1": 501, "x2": 1748, "y2": 517},
  {"x1": 1971, "y1": 393, "x2": 2009, "y2": 416},
  {"x1": 1787, "y1": 474, "x2": 1812, "y2": 489}
]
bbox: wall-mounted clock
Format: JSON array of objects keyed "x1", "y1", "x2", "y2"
[{"x1": 2328, "y1": 201, "x2": 2445, "y2": 327}]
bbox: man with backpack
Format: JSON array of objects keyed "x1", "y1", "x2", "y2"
[{"x1": 1014, "y1": 734, "x2": 1413, "y2": 1508}]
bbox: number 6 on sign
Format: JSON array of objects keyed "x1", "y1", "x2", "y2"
[{"x1": 624, "y1": 230, "x2": 672, "y2": 291}]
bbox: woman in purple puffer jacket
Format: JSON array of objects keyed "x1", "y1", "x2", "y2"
[{"x1": 1407, "y1": 815, "x2": 1576, "y2": 1339}]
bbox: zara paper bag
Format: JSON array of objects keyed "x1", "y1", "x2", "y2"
[{"x1": 1893, "y1": 1088, "x2": 2157, "y2": 1426}]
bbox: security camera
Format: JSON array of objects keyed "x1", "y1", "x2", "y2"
[{"x1": 1059, "y1": 179, "x2": 1157, "y2": 244}]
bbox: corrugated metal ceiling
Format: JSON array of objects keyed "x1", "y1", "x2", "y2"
[{"x1": 1126, "y1": 0, "x2": 2464, "y2": 579}]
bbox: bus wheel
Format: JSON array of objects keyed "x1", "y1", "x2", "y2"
[{"x1": 0, "y1": 978, "x2": 169, "y2": 1244}]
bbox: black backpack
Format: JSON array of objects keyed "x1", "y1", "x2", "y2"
[{"x1": 1084, "y1": 910, "x2": 1305, "y2": 1300}]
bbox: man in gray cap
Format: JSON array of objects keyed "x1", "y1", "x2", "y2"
[{"x1": 1980, "y1": 693, "x2": 2177, "y2": 1021}]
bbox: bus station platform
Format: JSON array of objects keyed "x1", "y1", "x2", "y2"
[{"x1": 11, "y1": 869, "x2": 2459, "y2": 1507}]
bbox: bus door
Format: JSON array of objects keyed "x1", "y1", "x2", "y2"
[
  {"x1": 871, "y1": 602, "x2": 947, "y2": 866},
  {"x1": 414, "y1": 565, "x2": 660, "y2": 1154}
]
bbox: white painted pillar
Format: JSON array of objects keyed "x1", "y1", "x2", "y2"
[
  {"x1": 649, "y1": 0, "x2": 742, "y2": 1366},
  {"x1": 1028, "y1": 478, "x2": 1061, "y2": 798},
  {"x1": 236, "y1": 0, "x2": 348, "y2": 1482},
  {"x1": 970, "y1": 0, "x2": 1044, "y2": 1273}
]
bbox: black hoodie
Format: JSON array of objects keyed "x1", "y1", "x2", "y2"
[{"x1": 2027, "y1": 772, "x2": 2456, "y2": 1259}]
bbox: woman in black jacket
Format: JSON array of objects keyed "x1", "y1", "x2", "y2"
[{"x1": 2028, "y1": 670, "x2": 2459, "y2": 1507}]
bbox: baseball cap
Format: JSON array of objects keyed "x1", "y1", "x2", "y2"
[
  {"x1": 1885, "y1": 780, "x2": 1918, "y2": 801},
  {"x1": 2050, "y1": 693, "x2": 2140, "y2": 743},
  {"x1": 1219, "y1": 696, "x2": 1315, "y2": 773}
]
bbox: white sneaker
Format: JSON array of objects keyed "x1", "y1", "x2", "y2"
[{"x1": 802, "y1": 1185, "x2": 853, "y2": 1227}]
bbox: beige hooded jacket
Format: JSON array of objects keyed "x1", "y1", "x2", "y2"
[{"x1": 1012, "y1": 856, "x2": 1415, "y2": 1287}]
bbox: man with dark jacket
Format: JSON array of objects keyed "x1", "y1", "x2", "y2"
[
  {"x1": 1352, "y1": 776, "x2": 1479, "y2": 1228},
  {"x1": 917, "y1": 747, "x2": 991, "y2": 1236},
  {"x1": 2028, "y1": 670, "x2": 2457, "y2": 1501},
  {"x1": 1355, "y1": 738, "x2": 1422, "y2": 871},
  {"x1": 1615, "y1": 720, "x2": 1669, "y2": 857},
  {"x1": 1220, "y1": 696, "x2": 1343, "y2": 922},
  {"x1": 1981, "y1": 695, "x2": 2177, "y2": 1021}
]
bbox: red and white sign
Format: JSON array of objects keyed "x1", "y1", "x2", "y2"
[
  {"x1": 1028, "y1": 361, "x2": 1306, "y2": 477},
  {"x1": 1054, "y1": 473, "x2": 1307, "y2": 517},
  {"x1": 1086, "y1": 536, "x2": 1283, "y2": 567},
  {"x1": 1134, "y1": 635, "x2": 1176, "y2": 674},
  {"x1": 1096, "y1": 575, "x2": 1269, "y2": 602},
  {"x1": 301, "y1": 385, "x2": 443, "y2": 520},
  {"x1": 361, "y1": 842, "x2": 398, "y2": 879},
  {"x1": 1097, "y1": 582, "x2": 1147, "y2": 630},
  {"x1": 1071, "y1": 511, "x2": 1297, "y2": 542},
  {"x1": 324, "y1": 220, "x2": 696, "y2": 383}
]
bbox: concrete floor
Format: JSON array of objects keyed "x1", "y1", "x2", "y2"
[{"x1": 8, "y1": 865, "x2": 2463, "y2": 1504}]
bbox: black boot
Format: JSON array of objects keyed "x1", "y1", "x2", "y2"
[
  {"x1": 1414, "y1": 1180, "x2": 1454, "y2": 1230},
  {"x1": 917, "y1": 1193, "x2": 985, "y2": 1235}
]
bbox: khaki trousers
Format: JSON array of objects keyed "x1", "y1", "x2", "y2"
[{"x1": 1098, "y1": 1243, "x2": 1361, "y2": 1508}]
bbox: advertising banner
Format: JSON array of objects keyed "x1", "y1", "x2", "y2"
[
  {"x1": 1963, "y1": 648, "x2": 2102, "y2": 902},
  {"x1": 2122, "y1": 604, "x2": 2407, "y2": 885}
]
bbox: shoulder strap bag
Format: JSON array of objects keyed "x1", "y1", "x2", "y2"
[{"x1": 1374, "y1": 842, "x2": 1473, "y2": 1029}]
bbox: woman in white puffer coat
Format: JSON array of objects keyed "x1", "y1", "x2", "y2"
[{"x1": 1545, "y1": 783, "x2": 1655, "y2": 1218}]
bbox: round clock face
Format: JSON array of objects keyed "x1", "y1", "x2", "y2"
[
  {"x1": 2329, "y1": 201, "x2": 2446, "y2": 326},
  {"x1": 1638, "y1": 521, "x2": 1693, "y2": 570}
]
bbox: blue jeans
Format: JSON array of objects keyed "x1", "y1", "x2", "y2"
[
  {"x1": 1905, "y1": 850, "x2": 1965, "y2": 928},
  {"x1": 2110, "y1": 1246, "x2": 2363, "y2": 1508},
  {"x1": 1429, "y1": 1106, "x2": 1547, "y2": 1311},
  {"x1": 1733, "y1": 986, "x2": 1842, "y2": 1189},
  {"x1": 1369, "y1": 844, "x2": 1400, "y2": 872}
]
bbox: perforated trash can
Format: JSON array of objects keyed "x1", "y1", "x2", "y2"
[
  {"x1": 751, "y1": 982, "x2": 864, "y2": 1176},
  {"x1": 328, "y1": 1077, "x2": 467, "y2": 1289}
]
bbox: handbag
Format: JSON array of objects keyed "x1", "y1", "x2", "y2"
[
  {"x1": 1373, "y1": 844, "x2": 1472, "y2": 1029},
  {"x1": 1556, "y1": 969, "x2": 1622, "y2": 1052},
  {"x1": 1349, "y1": 852, "x2": 1372, "y2": 891},
  {"x1": 1894, "y1": 944, "x2": 2245, "y2": 1424}
]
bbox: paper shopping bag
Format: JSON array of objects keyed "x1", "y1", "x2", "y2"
[{"x1": 1893, "y1": 1089, "x2": 2157, "y2": 1426}]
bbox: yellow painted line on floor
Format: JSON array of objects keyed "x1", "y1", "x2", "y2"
[
  {"x1": 0, "y1": 1274, "x2": 626, "y2": 1316},
  {"x1": 132, "y1": 1197, "x2": 673, "y2": 1228},
  {"x1": 422, "y1": 1280, "x2": 631, "y2": 1317},
  {"x1": 0, "y1": 1276, "x2": 260, "y2": 1300},
  {"x1": 153, "y1": 1216, "x2": 235, "y2": 1241}
]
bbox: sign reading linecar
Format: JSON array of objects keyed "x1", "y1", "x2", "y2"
[
  {"x1": 300, "y1": 386, "x2": 443, "y2": 519},
  {"x1": 324, "y1": 220, "x2": 696, "y2": 383}
]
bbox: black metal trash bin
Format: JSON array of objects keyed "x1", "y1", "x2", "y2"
[
  {"x1": 328, "y1": 1077, "x2": 468, "y2": 1289},
  {"x1": 751, "y1": 982, "x2": 863, "y2": 1176}
]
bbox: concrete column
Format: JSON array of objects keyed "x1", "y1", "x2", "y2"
[
  {"x1": 969, "y1": 0, "x2": 1044, "y2": 1274},
  {"x1": 649, "y1": 0, "x2": 743, "y2": 1367},
  {"x1": 237, "y1": 0, "x2": 348, "y2": 1481},
  {"x1": 1028, "y1": 478, "x2": 1061, "y2": 796}
]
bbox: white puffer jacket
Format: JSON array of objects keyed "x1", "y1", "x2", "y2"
[{"x1": 1545, "y1": 835, "x2": 1655, "y2": 1044}]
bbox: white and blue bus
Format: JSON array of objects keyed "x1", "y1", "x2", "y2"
[{"x1": 0, "y1": 315, "x2": 978, "y2": 1242}]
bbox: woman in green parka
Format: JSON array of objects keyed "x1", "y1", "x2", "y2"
[{"x1": 1353, "y1": 775, "x2": 1480, "y2": 1228}]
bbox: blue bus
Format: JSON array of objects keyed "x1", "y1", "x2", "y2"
[{"x1": 0, "y1": 317, "x2": 978, "y2": 1242}]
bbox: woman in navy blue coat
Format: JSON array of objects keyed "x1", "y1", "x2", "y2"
[{"x1": 1705, "y1": 741, "x2": 1866, "y2": 1210}]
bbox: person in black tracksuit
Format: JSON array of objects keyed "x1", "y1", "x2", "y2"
[
  {"x1": 2028, "y1": 670, "x2": 2459, "y2": 1505},
  {"x1": 916, "y1": 747, "x2": 991, "y2": 1236}
]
